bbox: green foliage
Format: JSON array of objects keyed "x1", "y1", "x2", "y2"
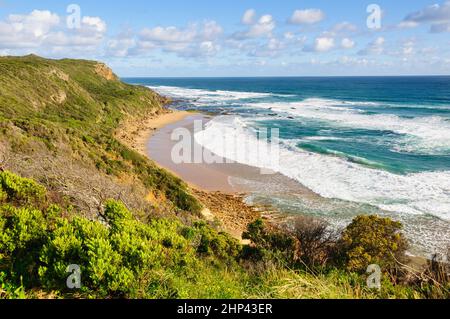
[
  {"x1": 0, "y1": 171, "x2": 46, "y2": 206},
  {"x1": 339, "y1": 215, "x2": 409, "y2": 273},
  {"x1": 0, "y1": 163, "x2": 445, "y2": 299},
  {"x1": 38, "y1": 209, "x2": 193, "y2": 297},
  {"x1": 103, "y1": 200, "x2": 133, "y2": 229},
  {"x1": 192, "y1": 221, "x2": 241, "y2": 260},
  {"x1": 0, "y1": 205, "x2": 48, "y2": 286},
  {"x1": 0, "y1": 173, "x2": 240, "y2": 298},
  {"x1": 0, "y1": 272, "x2": 26, "y2": 299},
  {"x1": 242, "y1": 219, "x2": 296, "y2": 265}
]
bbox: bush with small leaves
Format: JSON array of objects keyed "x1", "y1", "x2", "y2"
[
  {"x1": 103, "y1": 199, "x2": 132, "y2": 230},
  {"x1": 339, "y1": 215, "x2": 408, "y2": 273},
  {"x1": 193, "y1": 221, "x2": 241, "y2": 261},
  {"x1": 0, "y1": 171, "x2": 46, "y2": 206},
  {"x1": 0, "y1": 205, "x2": 48, "y2": 286}
]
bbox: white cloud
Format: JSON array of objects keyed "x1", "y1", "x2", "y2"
[
  {"x1": 402, "y1": 41, "x2": 415, "y2": 55},
  {"x1": 359, "y1": 37, "x2": 385, "y2": 55},
  {"x1": 431, "y1": 22, "x2": 450, "y2": 32},
  {"x1": 247, "y1": 14, "x2": 275, "y2": 38},
  {"x1": 341, "y1": 38, "x2": 355, "y2": 49},
  {"x1": 140, "y1": 21, "x2": 222, "y2": 44},
  {"x1": 140, "y1": 26, "x2": 197, "y2": 43},
  {"x1": 338, "y1": 56, "x2": 370, "y2": 67},
  {"x1": 331, "y1": 22, "x2": 358, "y2": 34},
  {"x1": 106, "y1": 30, "x2": 136, "y2": 57},
  {"x1": 233, "y1": 13, "x2": 275, "y2": 39},
  {"x1": 173, "y1": 41, "x2": 220, "y2": 58},
  {"x1": 314, "y1": 37, "x2": 334, "y2": 52},
  {"x1": 82, "y1": 16, "x2": 107, "y2": 34},
  {"x1": 137, "y1": 21, "x2": 223, "y2": 58},
  {"x1": 7, "y1": 10, "x2": 60, "y2": 37},
  {"x1": 0, "y1": 10, "x2": 60, "y2": 48},
  {"x1": 405, "y1": 1, "x2": 450, "y2": 23},
  {"x1": 388, "y1": 39, "x2": 417, "y2": 58},
  {"x1": 289, "y1": 9, "x2": 325, "y2": 25},
  {"x1": 0, "y1": 10, "x2": 107, "y2": 53},
  {"x1": 402, "y1": 1, "x2": 450, "y2": 33},
  {"x1": 397, "y1": 21, "x2": 419, "y2": 29},
  {"x1": 242, "y1": 9, "x2": 256, "y2": 25},
  {"x1": 248, "y1": 38, "x2": 284, "y2": 57}
]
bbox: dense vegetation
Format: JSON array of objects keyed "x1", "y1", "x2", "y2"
[
  {"x1": 0, "y1": 171, "x2": 448, "y2": 299},
  {"x1": 0, "y1": 56, "x2": 448, "y2": 299}
]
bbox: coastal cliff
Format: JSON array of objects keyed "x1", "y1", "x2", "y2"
[{"x1": 0, "y1": 54, "x2": 200, "y2": 217}]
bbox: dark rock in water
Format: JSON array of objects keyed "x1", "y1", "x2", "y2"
[
  {"x1": 287, "y1": 116, "x2": 295, "y2": 120},
  {"x1": 268, "y1": 113, "x2": 277, "y2": 116}
]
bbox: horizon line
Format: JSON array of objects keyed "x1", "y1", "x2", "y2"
[{"x1": 121, "y1": 74, "x2": 450, "y2": 79}]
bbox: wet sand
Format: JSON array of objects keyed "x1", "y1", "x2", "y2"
[
  {"x1": 146, "y1": 113, "x2": 317, "y2": 199},
  {"x1": 147, "y1": 113, "x2": 255, "y2": 193}
]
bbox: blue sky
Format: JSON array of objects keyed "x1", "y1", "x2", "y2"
[{"x1": 0, "y1": 0, "x2": 449, "y2": 76}]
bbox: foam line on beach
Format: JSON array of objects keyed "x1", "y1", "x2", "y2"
[{"x1": 194, "y1": 115, "x2": 450, "y2": 221}]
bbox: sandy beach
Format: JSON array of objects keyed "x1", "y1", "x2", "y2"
[
  {"x1": 116, "y1": 109, "x2": 195, "y2": 157},
  {"x1": 117, "y1": 108, "x2": 433, "y2": 264},
  {"x1": 117, "y1": 109, "x2": 262, "y2": 239}
]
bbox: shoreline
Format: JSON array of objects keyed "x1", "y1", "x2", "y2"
[
  {"x1": 117, "y1": 106, "x2": 430, "y2": 266},
  {"x1": 116, "y1": 109, "x2": 195, "y2": 157},
  {"x1": 116, "y1": 108, "x2": 262, "y2": 240}
]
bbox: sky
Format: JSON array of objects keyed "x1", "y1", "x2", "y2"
[{"x1": 0, "y1": 0, "x2": 449, "y2": 76}]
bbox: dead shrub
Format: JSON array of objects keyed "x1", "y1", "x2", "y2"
[{"x1": 282, "y1": 216, "x2": 339, "y2": 269}]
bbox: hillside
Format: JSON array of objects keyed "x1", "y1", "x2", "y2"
[{"x1": 0, "y1": 55, "x2": 201, "y2": 218}]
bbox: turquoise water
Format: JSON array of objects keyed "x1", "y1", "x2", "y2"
[{"x1": 125, "y1": 77, "x2": 450, "y2": 256}]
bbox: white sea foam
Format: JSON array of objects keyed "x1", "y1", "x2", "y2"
[
  {"x1": 302, "y1": 136, "x2": 346, "y2": 142},
  {"x1": 148, "y1": 85, "x2": 274, "y2": 104},
  {"x1": 194, "y1": 115, "x2": 450, "y2": 221},
  {"x1": 249, "y1": 98, "x2": 450, "y2": 153}
]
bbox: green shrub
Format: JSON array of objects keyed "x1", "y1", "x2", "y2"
[
  {"x1": 193, "y1": 221, "x2": 241, "y2": 261},
  {"x1": 37, "y1": 200, "x2": 205, "y2": 297},
  {"x1": 243, "y1": 219, "x2": 296, "y2": 265},
  {"x1": 339, "y1": 215, "x2": 408, "y2": 273},
  {"x1": 0, "y1": 171, "x2": 442, "y2": 299},
  {"x1": 0, "y1": 272, "x2": 26, "y2": 299},
  {"x1": 103, "y1": 200, "x2": 132, "y2": 230},
  {"x1": 0, "y1": 189, "x2": 7, "y2": 202},
  {"x1": 0, "y1": 171, "x2": 46, "y2": 206},
  {"x1": 0, "y1": 205, "x2": 48, "y2": 286}
]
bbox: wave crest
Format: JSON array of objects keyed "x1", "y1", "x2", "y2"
[{"x1": 195, "y1": 115, "x2": 450, "y2": 221}]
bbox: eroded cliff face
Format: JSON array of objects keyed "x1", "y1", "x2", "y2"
[{"x1": 94, "y1": 63, "x2": 118, "y2": 81}]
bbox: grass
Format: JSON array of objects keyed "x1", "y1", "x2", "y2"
[{"x1": 0, "y1": 55, "x2": 201, "y2": 215}]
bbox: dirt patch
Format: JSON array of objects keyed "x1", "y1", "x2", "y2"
[{"x1": 194, "y1": 190, "x2": 261, "y2": 242}]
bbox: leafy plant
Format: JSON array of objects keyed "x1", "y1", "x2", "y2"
[
  {"x1": 339, "y1": 215, "x2": 409, "y2": 273},
  {"x1": 0, "y1": 171, "x2": 46, "y2": 206}
]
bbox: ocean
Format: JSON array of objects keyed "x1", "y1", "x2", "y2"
[{"x1": 124, "y1": 77, "x2": 450, "y2": 257}]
